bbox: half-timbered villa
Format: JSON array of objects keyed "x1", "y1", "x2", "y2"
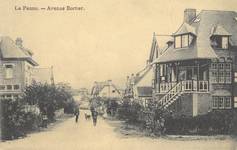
[{"x1": 153, "y1": 9, "x2": 237, "y2": 117}]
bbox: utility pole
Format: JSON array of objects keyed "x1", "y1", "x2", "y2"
[{"x1": 50, "y1": 66, "x2": 55, "y2": 85}]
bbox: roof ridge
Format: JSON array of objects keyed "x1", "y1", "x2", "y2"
[{"x1": 201, "y1": 9, "x2": 237, "y2": 13}]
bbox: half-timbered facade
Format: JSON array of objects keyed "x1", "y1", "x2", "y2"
[{"x1": 153, "y1": 9, "x2": 237, "y2": 116}]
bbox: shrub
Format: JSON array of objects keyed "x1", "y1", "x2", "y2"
[
  {"x1": 1, "y1": 99, "x2": 41, "y2": 140},
  {"x1": 106, "y1": 99, "x2": 119, "y2": 116},
  {"x1": 117, "y1": 99, "x2": 142, "y2": 123},
  {"x1": 164, "y1": 110, "x2": 236, "y2": 135}
]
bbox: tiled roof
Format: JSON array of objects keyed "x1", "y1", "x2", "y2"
[
  {"x1": 154, "y1": 10, "x2": 237, "y2": 63},
  {"x1": 136, "y1": 86, "x2": 152, "y2": 97},
  {"x1": 0, "y1": 36, "x2": 38, "y2": 66}
]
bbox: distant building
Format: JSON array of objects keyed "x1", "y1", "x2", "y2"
[
  {"x1": 124, "y1": 33, "x2": 159, "y2": 106},
  {"x1": 91, "y1": 80, "x2": 121, "y2": 100},
  {"x1": 31, "y1": 66, "x2": 54, "y2": 85},
  {"x1": 153, "y1": 9, "x2": 237, "y2": 117}
]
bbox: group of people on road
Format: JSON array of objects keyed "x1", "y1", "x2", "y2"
[{"x1": 74, "y1": 106, "x2": 98, "y2": 126}]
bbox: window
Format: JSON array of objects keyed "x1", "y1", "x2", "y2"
[
  {"x1": 219, "y1": 97, "x2": 224, "y2": 109},
  {"x1": 211, "y1": 63, "x2": 218, "y2": 69},
  {"x1": 213, "y1": 97, "x2": 219, "y2": 108},
  {"x1": 175, "y1": 36, "x2": 181, "y2": 48},
  {"x1": 7, "y1": 85, "x2": 12, "y2": 90},
  {"x1": 219, "y1": 71, "x2": 225, "y2": 83},
  {"x1": 0, "y1": 85, "x2": 5, "y2": 90},
  {"x1": 225, "y1": 63, "x2": 231, "y2": 70},
  {"x1": 219, "y1": 63, "x2": 224, "y2": 70},
  {"x1": 213, "y1": 96, "x2": 232, "y2": 109},
  {"x1": 211, "y1": 72, "x2": 218, "y2": 83},
  {"x1": 14, "y1": 85, "x2": 20, "y2": 90},
  {"x1": 211, "y1": 36, "x2": 229, "y2": 49},
  {"x1": 182, "y1": 34, "x2": 189, "y2": 47},
  {"x1": 174, "y1": 34, "x2": 194, "y2": 48},
  {"x1": 222, "y1": 37, "x2": 229, "y2": 49},
  {"x1": 226, "y1": 72, "x2": 231, "y2": 83},
  {"x1": 225, "y1": 97, "x2": 231, "y2": 108},
  {"x1": 234, "y1": 97, "x2": 237, "y2": 108},
  {"x1": 5, "y1": 64, "x2": 13, "y2": 79},
  {"x1": 235, "y1": 72, "x2": 237, "y2": 82},
  {"x1": 211, "y1": 62, "x2": 231, "y2": 84}
]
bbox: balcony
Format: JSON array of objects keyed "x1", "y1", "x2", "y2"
[{"x1": 159, "y1": 80, "x2": 209, "y2": 93}]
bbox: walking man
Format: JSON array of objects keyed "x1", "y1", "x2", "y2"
[
  {"x1": 74, "y1": 107, "x2": 80, "y2": 123},
  {"x1": 90, "y1": 106, "x2": 98, "y2": 126}
]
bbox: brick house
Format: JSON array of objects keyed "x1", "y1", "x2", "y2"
[
  {"x1": 0, "y1": 37, "x2": 39, "y2": 99},
  {"x1": 153, "y1": 9, "x2": 237, "y2": 117}
]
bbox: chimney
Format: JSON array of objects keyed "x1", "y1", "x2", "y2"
[
  {"x1": 15, "y1": 37, "x2": 23, "y2": 48},
  {"x1": 167, "y1": 41, "x2": 173, "y2": 47},
  {"x1": 184, "y1": 9, "x2": 196, "y2": 24}
]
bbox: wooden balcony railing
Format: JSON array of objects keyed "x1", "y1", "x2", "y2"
[{"x1": 159, "y1": 80, "x2": 209, "y2": 93}]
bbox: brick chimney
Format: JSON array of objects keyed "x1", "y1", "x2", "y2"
[
  {"x1": 184, "y1": 9, "x2": 196, "y2": 24},
  {"x1": 15, "y1": 37, "x2": 23, "y2": 48}
]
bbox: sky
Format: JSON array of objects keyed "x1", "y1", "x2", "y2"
[{"x1": 0, "y1": 0, "x2": 237, "y2": 89}]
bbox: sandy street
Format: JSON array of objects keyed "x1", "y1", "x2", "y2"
[{"x1": 0, "y1": 111, "x2": 236, "y2": 150}]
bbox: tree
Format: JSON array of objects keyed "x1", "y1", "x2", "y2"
[{"x1": 23, "y1": 82, "x2": 75, "y2": 121}]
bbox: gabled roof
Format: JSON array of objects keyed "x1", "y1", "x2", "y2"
[
  {"x1": 136, "y1": 86, "x2": 152, "y2": 97},
  {"x1": 210, "y1": 25, "x2": 231, "y2": 36},
  {"x1": 0, "y1": 36, "x2": 38, "y2": 66},
  {"x1": 91, "y1": 81, "x2": 121, "y2": 96},
  {"x1": 148, "y1": 34, "x2": 159, "y2": 63},
  {"x1": 173, "y1": 22, "x2": 196, "y2": 36},
  {"x1": 154, "y1": 10, "x2": 237, "y2": 63}
]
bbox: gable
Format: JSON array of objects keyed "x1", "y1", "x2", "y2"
[
  {"x1": 98, "y1": 85, "x2": 120, "y2": 98},
  {"x1": 149, "y1": 34, "x2": 159, "y2": 63}
]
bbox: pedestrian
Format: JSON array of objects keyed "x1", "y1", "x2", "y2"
[
  {"x1": 74, "y1": 107, "x2": 80, "y2": 123},
  {"x1": 90, "y1": 106, "x2": 98, "y2": 126}
]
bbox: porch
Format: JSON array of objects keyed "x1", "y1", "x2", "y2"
[{"x1": 154, "y1": 60, "x2": 210, "y2": 94}]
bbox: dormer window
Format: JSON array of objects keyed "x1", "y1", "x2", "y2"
[
  {"x1": 210, "y1": 25, "x2": 231, "y2": 50},
  {"x1": 174, "y1": 34, "x2": 193, "y2": 48},
  {"x1": 210, "y1": 36, "x2": 229, "y2": 49}
]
